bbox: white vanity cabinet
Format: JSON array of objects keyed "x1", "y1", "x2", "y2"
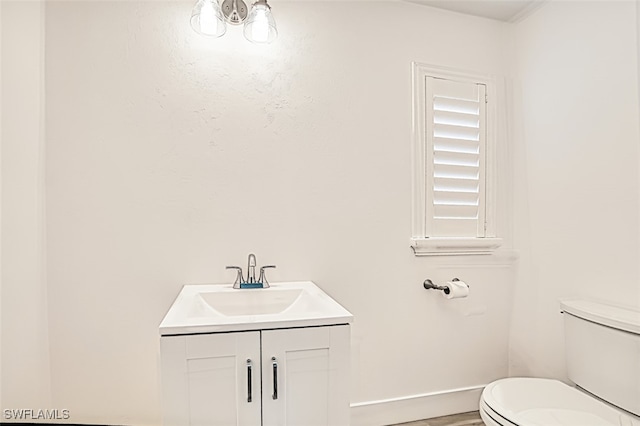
[
  {"x1": 159, "y1": 281, "x2": 353, "y2": 426},
  {"x1": 160, "y1": 324, "x2": 350, "y2": 426}
]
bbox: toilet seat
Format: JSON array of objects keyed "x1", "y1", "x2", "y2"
[{"x1": 480, "y1": 378, "x2": 638, "y2": 426}]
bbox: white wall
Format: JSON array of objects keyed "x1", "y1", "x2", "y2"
[
  {"x1": 38, "y1": 1, "x2": 514, "y2": 424},
  {"x1": 510, "y1": 0, "x2": 640, "y2": 379},
  {"x1": 14, "y1": 0, "x2": 639, "y2": 424},
  {"x1": 0, "y1": 0, "x2": 51, "y2": 411}
]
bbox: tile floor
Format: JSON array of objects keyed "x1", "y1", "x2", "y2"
[{"x1": 390, "y1": 410, "x2": 485, "y2": 426}]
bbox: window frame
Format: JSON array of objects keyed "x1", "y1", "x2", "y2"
[{"x1": 411, "y1": 63, "x2": 502, "y2": 256}]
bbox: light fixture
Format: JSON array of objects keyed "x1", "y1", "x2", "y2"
[{"x1": 190, "y1": 0, "x2": 277, "y2": 43}]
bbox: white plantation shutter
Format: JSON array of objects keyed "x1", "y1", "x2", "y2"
[{"x1": 425, "y1": 77, "x2": 486, "y2": 237}]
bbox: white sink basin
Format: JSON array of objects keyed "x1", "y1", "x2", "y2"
[
  {"x1": 159, "y1": 281, "x2": 353, "y2": 335},
  {"x1": 199, "y1": 288, "x2": 303, "y2": 316}
]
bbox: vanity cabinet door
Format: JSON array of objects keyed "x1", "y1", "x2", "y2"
[
  {"x1": 261, "y1": 325, "x2": 350, "y2": 426},
  {"x1": 160, "y1": 331, "x2": 261, "y2": 426}
]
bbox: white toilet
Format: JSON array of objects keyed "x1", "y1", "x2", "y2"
[{"x1": 479, "y1": 299, "x2": 640, "y2": 426}]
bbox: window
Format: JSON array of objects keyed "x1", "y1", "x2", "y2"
[{"x1": 411, "y1": 63, "x2": 502, "y2": 256}]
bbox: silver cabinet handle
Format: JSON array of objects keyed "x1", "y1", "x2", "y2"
[
  {"x1": 246, "y1": 359, "x2": 252, "y2": 403},
  {"x1": 271, "y1": 357, "x2": 278, "y2": 400}
]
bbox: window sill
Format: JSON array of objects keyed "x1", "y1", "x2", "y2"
[{"x1": 410, "y1": 237, "x2": 503, "y2": 256}]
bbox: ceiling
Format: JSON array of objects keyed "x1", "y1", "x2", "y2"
[{"x1": 405, "y1": 0, "x2": 545, "y2": 23}]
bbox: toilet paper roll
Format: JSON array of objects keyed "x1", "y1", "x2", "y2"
[{"x1": 443, "y1": 280, "x2": 469, "y2": 299}]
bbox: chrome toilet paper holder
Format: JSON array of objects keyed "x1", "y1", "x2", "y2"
[{"x1": 423, "y1": 278, "x2": 465, "y2": 295}]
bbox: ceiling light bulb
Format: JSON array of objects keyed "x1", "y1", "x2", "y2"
[
  {"x1": 200, "y1": 2, "x2": 218, "y2": 34},
  {"x1": 250, "y1": 8, "x2": 269, "y2": 43},
  {"x1": 243, "y1": 0, "x2": 277, "y2": 44},
  {"x1": 191, "y1": 0, "x2": 226, "y2": 37}
]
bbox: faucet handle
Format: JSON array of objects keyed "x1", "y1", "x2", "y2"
[
  {"x1": 226, "y1": 266, "x2": 245, "y2": 288},
  {"x1": 258, "y1": 265, "x2": 276, "y2": 288}
]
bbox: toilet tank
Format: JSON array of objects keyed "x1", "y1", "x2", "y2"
[{"x1": 561, "y1": 299, "x2": 640, "y2": 417}]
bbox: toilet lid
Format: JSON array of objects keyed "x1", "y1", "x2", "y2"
[{"x1": 482, "y1": 378, "x2": 637, "y2": 426}]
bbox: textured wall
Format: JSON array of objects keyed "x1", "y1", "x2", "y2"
[{"x1": 42, "y1": 1, "x2": 514, "y2": 424}]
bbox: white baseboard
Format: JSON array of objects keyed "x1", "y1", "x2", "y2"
[{"x1": 350, "y1": 384, "x2": 486, "y2": 426}]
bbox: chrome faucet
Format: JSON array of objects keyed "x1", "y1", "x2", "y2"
[
  {"x1": 247, "y1": 253, "x2": 257, "y2": 283},
  {"x1": 226, "y1": 253, "x2": 276, "y2": 289}
]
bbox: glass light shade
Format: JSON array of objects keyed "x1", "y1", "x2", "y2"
[
  {"x1": 243, "y1": 2, "x2": 277, "y2": 44},
  {"x1": 191, "y1": 0, "x2": 226, "y2": 37}
]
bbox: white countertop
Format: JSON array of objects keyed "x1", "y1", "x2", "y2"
[{"x1": 159, "y1": 281, "x2": 353, "y2": 335}]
